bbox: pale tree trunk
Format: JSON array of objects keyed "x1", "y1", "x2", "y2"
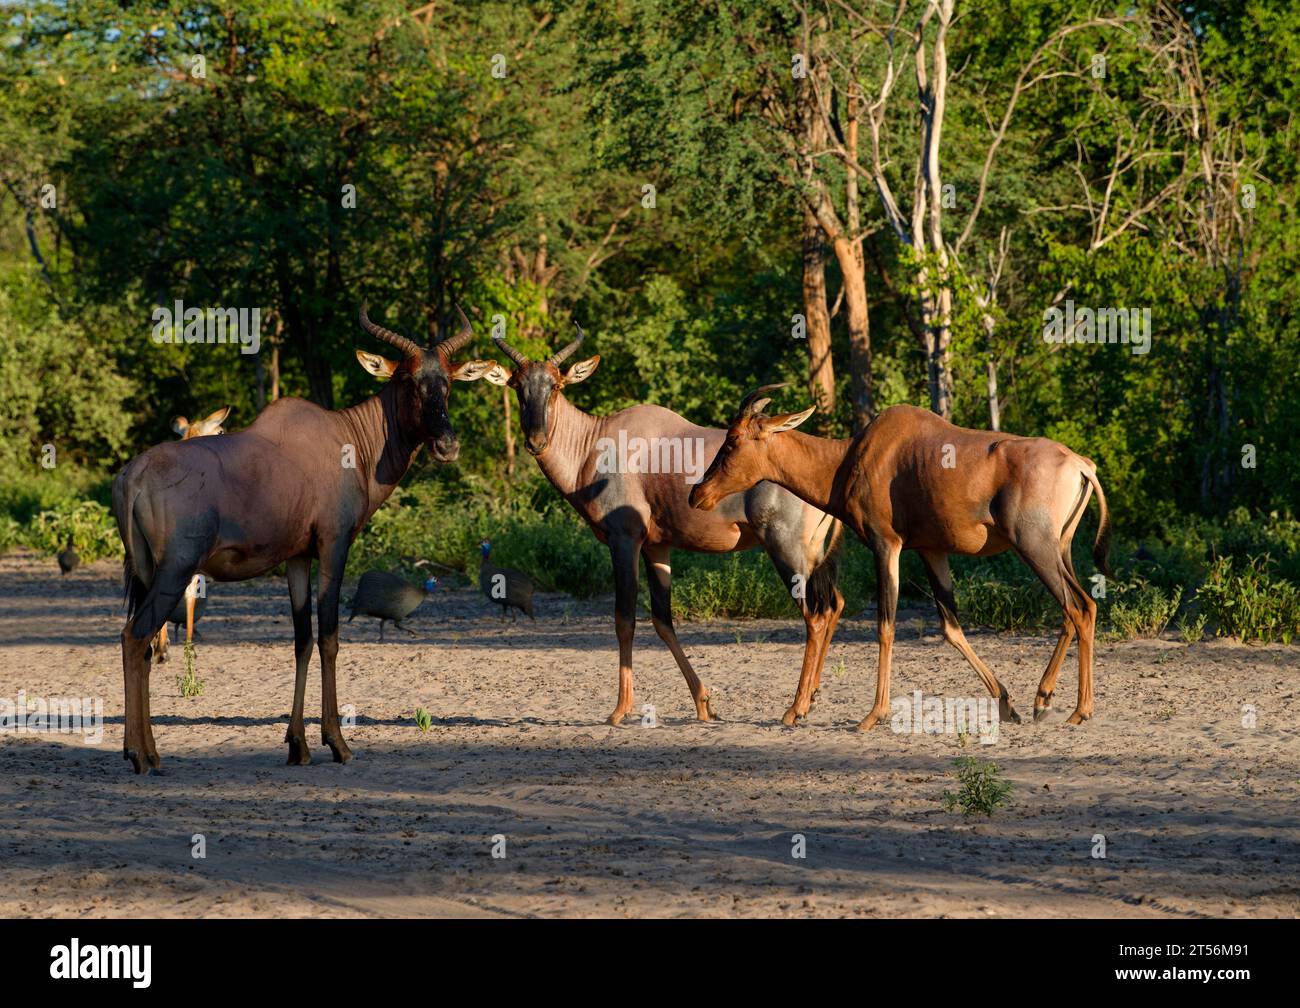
[
  {"x1": 801, "y1": 206, "x2": 835, "y2": 419},
  {"x1": 982, "y1": 311, "x2": 1000, "y2": 431},
  {"x1": 502, "y1": 386, "x2": 516, "y2": 477}
]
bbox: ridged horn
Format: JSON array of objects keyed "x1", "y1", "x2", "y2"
[
  {"x1": 736, "y1": 382, "x2": 790, "y2": 418},
  {"x1": 359, "y1": 302, "x2": 421, "y2": 358},
  {"x1": 493, "y1": 327, "x2": 530, "y2": 368},
  {"x1": 549, "y1": 321, "x2": 585, "y2": 366},
  {"x1": 437, "y1": 303, "x2": 475, "y2": 356}
]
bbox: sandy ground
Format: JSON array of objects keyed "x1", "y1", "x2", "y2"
[{"x1": 1, "y1": 550, "x2": 1297, "y2": 919}]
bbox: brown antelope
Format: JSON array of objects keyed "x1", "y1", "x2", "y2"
[
  {"x1": 112, "y1": 305, "x2": 493, "y2": 773},
  {"x1": 690, "y1": 388, "x2": 1112, "y2": 729},
  {"x1": 152, "y1": 406, "x2": 231, "y2": 663},
  {"x1": 483, "y1": 328, "x2": 844, "y2": 727}
]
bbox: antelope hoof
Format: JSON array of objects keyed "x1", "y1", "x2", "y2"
[
  {"x1": 781, "y1": 707, "x2": 800, "y2": 727},
  {"x1": 698, "y1": 690, "x2": 719, "y2": 722},
  {"x1": 1065, "y1": 709, "x2": 1092, "y2": 726},
  {"x1": 123, "y1": 748, "x2": 153, "y2": 775},
  {"x1": 323, "y1": 736, "x2": 353, "y2": 763},
  {"x1": 1033, "y1": 691, "x2": 1054, "y2": 722},
  {"x1": 606, "y1": 709, "x2": 629, "y2": 727},
  {"x1": 855, "y1": 709, "x2": 888, "y2": 732},
  {"x1": 1000, "y1": 699, "x2": 1023, "y2": 724},
  {"x1": 285, "y1": 734, "x2": 312, "y2": 766}
]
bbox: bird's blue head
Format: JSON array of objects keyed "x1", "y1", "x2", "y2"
[
  {"x1": 423, "y1": 576, "x2": 438, "y2": 593},
  {"x1": 480, "y1": 539, "x2": 491, "y2": 558}
]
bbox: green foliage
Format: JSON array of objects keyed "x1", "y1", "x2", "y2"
[
  {"x1": 26, "y1": 499, "x2": 120, "y2": 563},
  {"x1": 943, "y1": 756, "x2": 1014, "y2": 817},
  {"x1": 669, "y1": 552, "x2": 793, "y2": 620},
  {"x1": 954, "y1": 575, "x2": 1056, "y2": 633},
  {"x1": 1102, "y1": 579, "x2": 1182, "y2": 640},
  {"x1": 177, "y1": 643, "x2": 204, "y2": 698},
  {"x1": 1196, "y1": 556, "x2": 1300, "y2": 645},
  {"x1": 414, "y1": 708, "x2": 433, "y2": 734}
]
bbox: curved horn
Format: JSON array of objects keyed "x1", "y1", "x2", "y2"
[
  {"x1": 549, "y1": 321, "x2": 585, "y2": 367},
  {"x1": 359, "y1": 302, "x2": 421, "y2": 358},
  {"x1": 437, "y1": 303, "x2": 476, "y2": 356},
  {"x1": 737, "y1": 382, "x2": 790, "y2": 418},
  {"x1": 493, "y1": 327, "x2": 530, "y2": 368}
]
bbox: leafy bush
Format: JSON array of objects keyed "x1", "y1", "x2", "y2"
[
  {"x1": 942, "y1": 756, "x2": 1013, "y2": 817},
  {"x1": 954, "y1": 575, "x2": 1055, "y2": 632},
  {"x1": 27, "y1": 499, "x2": 121, "y2": 562},
  {"x1": 1102, "y1": 578, "x2": 1182, "y2": 639},
  {"x1": 670, "y1": 551, "x2": 793, "y2": 619},
  {"x1": 1196, "y1": 555, "x2": 1300, "y2": 644}
]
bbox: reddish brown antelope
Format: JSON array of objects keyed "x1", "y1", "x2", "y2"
[
  {"x1": 690, "y1": 388, "x2": 1112, "y2": 729},
  {"x1": 112, "y1": 306, "x2": 493, "y2": 773},
  {"x1": 483, "y1": 328, "x2": 844, "y2": 727}
]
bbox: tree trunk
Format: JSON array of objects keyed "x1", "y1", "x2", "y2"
[
  {"x1": 982, "y1": 311, "x2": 1000, "y2": 431},
  {"x1": 502, "y1": 386, "x2": 516, "y2": 477},
  {"x1": 801, "y1": 206, "x2": 835, "y2": 421},
  {"x1": 828, "y1": 234, "x2": 873, "y2": 431}
]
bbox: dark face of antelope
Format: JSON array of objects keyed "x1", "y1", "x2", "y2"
[
  {"x1": 690, "y1": 384, "x2": 816, "y2": 511},
  {"x1": 484, "y1": 324, "x2": 601, "y2": 457},
  {"x1": 357, "y1": 305, "x2": 494, "y2": 463}
]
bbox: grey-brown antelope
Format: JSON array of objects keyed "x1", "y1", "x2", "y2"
[
  {"x1": 690, "y1": 389, "x2": 1112, "y2": 729},
  {"x1": 152, "y1": 405, "x2": 231, "y2": 663},
  {"x1": 484, "y1": 328, "x2": 844, "y2": 726},
  {"x1": 112, "y1": 305, "x2": 493, "y2": 773}
]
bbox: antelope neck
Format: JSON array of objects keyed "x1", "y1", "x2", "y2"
[
  {"x1": 533, "y1": 392, "x2": 601, "y2": 497},
  {"x1": 338, "y1": 381, "x2": 422, "y2": 510},
  {"x1": 763, "y1": 430, "x2": 852, "y2": 517}
]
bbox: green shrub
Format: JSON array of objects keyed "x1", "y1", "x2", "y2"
[
  {"x1": 27, "y1": 499, "x2": 121, "y2": 562},
  {"x1": 942, "y1": 756, "x2": 1013, "y2": 817},
  {"x1": 1196, "y1": 555, "x2": 1300, "y2": 644},
  {"x1": 954, "y1": 575, "x2": 1055, "y2": 632},
  {"x1": 670, "y1": 551, "x2": 793, "y2": 619},
  {"x1": 1102, "y1": 578, "x2": 1182, "y2": 639}
]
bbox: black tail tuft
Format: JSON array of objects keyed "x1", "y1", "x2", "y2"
[
  {"x1": 805, "y1": 520, "x2": 844, "y2": 616},
  {"x1": 122, "y1": 556, "x2": 148, "y2": 623}
]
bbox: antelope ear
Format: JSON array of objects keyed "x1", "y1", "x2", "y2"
[
  {"x1": 191, "y1": 405, "x2": 231, "y2": 436},
  {"x1": 563, "y1": 355, "x2": 601, "y2": 385},
  {"x1": 355, "y1": 349, "x2": 398, "y2": 380},
  {"x1": 451, "y1": 359, "x2": 496, "y2": 382},
  {"x1": 481, "y1": 363, "x2": 512, "y2": 386},
  {"x1": 171, "y1": 416, "x2": 190, "y2": 436},
  {"x1": 764, "y1": 405, "x2": 815, "y2": 434}
]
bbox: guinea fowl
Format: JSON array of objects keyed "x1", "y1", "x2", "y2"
[
  {"x1": 478, "y1": 540, "x2": 535, "y2": 620},
  {"x1": 348, "y1": 570, "x2": 437, "y2": 640},
  {"x1": 57, "y1": 535, "x2": 79, "y2": 575}
]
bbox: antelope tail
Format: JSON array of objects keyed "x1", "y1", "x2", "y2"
[
  {"x1": 805, "y1": 518, "x2": 845, "y2": 616},
  {"x1": 1082, "y1": 465, "x2": 1113, "y2": 579}
]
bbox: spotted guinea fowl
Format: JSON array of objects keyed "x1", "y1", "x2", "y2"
[
  {"x1": 57, "y1": 535, "x2": 79, "y2": 575},
  {"x1": 478, "y1": 540, "x2": 535, "y2": 620},
  {"x1": 348, "y1": 570, "x2": 437, "y2": 640}
]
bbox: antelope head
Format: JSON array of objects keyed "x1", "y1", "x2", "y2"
[
  {"x1": 355, "y1": 303, "x2": 496, "y2": 463},
  {"x1": 172, "y1": 406, "x2": 232, "y2": 440},
  {"x1": 688, "y1": 384, "x2": 815, "y2": 511},
  {"x1": 482, "y1": 323, "x2": 600, "y2": 456}
]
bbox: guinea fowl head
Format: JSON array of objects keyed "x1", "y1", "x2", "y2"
[
  {"x1": 423, "y1": 576, "x2": 438, "y2": 593},
  {"x1": 480, "y1": 540, "x2": 491, "y2": 559}
]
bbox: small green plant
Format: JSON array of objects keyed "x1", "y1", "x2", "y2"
[
  {"x1": 176, "y1": 643, "x2": 204, "y2": 697},
  {"x1": 954, "y1": 576, "x2": 1055, "y2": 633},
  {"x1": 414, "y1": 707, "x2": 433, "y2": 733},
  {"x1": 942, "y1": 756, "x2": 1013, "y2": 816},
  {"x1": 829, "y1": 658, "x2": 847, "y2": 680},
  {"x1": 1196, "y1": 555, "x2": 1300, "y2": 644},
  {"x1": 1177, "y1": 612, "x2": 1207, "y2": 644},
  {"x1": 1104, "y1": 578, "x2": 1182, "y2": 640},
  {"x1": 733, "y1": 629, "x2": 744, "y2": 645}
]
